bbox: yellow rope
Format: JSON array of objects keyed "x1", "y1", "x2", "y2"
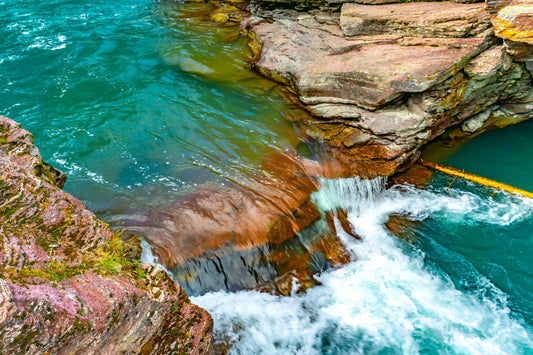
[{"x1": 419, "y1": 160, "x2": 533, "y2": 199}]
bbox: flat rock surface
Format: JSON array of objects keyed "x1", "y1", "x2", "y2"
[
  {"x1": 340, "y1": 2, "x2": 490, "y2": 38},
  {"x1": 251, "y1": 14, "x2": 490, "y2": 109}
]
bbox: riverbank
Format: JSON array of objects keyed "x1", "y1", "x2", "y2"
[
  {"x1": 239, "y1": 0, "x2": 533, "y2": 176},
  {"x1": 0, "y1": 116, "x2": 212, "y2": 354}
]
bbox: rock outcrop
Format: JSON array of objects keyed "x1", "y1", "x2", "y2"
[
  {"x1": 0, "y1": 116, "x2": 212, "y2": 354},
  {"x1": 241, "y1": 0, "x2": 533, "y2": 176},
  {"x1": 488, "y1": 0, "x2": 533, "y2": 62}
]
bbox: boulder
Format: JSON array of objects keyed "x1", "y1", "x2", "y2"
[
  {"x1": 0, "y1": 116, "x2": 213, "y2": 354},
  {"x1": 487, "y1": 0, "x2": 533, "y2": 61}
]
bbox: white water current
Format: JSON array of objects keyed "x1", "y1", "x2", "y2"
[{"x1": 190, "y1": 177, "x2": 533, "y2": 354}]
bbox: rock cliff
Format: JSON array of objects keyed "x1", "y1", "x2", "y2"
[
  {"x1": 0, "y1": 116, "x2": 212, "y2": 354},
  {"x1": 240, "y1": 0, "x2": 533, "y2": 176}
]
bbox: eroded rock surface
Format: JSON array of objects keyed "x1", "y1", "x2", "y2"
[
  {"x1": 243, "y1": 1, "x2": 533, "y2": 175},
  {"x1": 0, "y1": 116, "x2": 212, "y2": 354},
  {"x1": 340, "y1": 2, "x2": 490, "y2": 38},
  {"x1": 132, "y1": 149, "x2": 332, "y2": 269}
]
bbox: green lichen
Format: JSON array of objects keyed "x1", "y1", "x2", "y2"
[{"x1": 2, "y1": 233, "x2": 148, "y2": 283}]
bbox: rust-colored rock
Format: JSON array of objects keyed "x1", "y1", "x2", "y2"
[
  {"x1": 326, "y1": 209, "x2": 361, "y2": 240},
  {"x1": 136, "y1": 149, "x2": 324, "y2": 268},
  {"x1": 0, "y1": 116, "x2": 212, "y2": 354}
]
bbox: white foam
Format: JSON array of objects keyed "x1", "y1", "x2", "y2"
[
  {"x1": 192, "y1": 178, "x2": 533, "y2": 354},
  {"x1": 52, "y1": 155, "x2": 109, "y2": 186},
  {"x1": 140, "y1": 238, "x2": 171, "y2": 275}
]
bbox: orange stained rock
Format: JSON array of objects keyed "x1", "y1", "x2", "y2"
[
  {"x1": 492, "y1": 3, "x2": 533, "y2": 44},
  {"x1": 145, "y1": 149, "x2": 327, "y2": 268}
]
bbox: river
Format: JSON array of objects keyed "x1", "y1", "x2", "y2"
[{"x1": 1, "y1": 0, "x2": 532, "y2": 353}]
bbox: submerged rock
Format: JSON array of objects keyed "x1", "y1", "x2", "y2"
[
  {"x1": 0, "y1": 116, "x2": 212, "y2": 354},
  {"x1": 135, "y1": 149, "x2": 325, "y2": 268}
]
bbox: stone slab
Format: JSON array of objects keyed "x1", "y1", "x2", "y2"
[{"x1": 340, "y1": 2, "x2": 491, "y2": 38}]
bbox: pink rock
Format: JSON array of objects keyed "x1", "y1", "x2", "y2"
[{"x1": 0, "y1": 116, "x2": 213, "y2": 354}]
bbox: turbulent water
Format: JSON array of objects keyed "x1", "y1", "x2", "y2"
[
  {"x1": 193, "y1": 178, "x2": 533, "y2": 354},
  {"x1": 2, "y1": 0, "x2": 533, "y2": 354}
]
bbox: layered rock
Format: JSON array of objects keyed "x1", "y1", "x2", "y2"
[
  {"x1": 0, "y1": 116, "x2": 212, "y2": 354},
  {"x1": 242, "y1": 1, "x2": 533, "y2": 175},
  {"x1": 255, "y1": 0, "x2": 484, "y2": 11},
  {"x1": 340, "y1": 2, "x2": 491, "y2": 38}
]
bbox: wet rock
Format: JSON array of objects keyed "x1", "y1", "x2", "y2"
[
  {"x1": 209, "y1": 3, "x2": 245, "y2": 24},
  {"x1": 309, "y1": 250, "x2": 332, "y2": 274},
  {"x1": 326, "y1": 209, "x2": 360, "y2": 239},
  {"x1": 165, "y1": 207, "x2": 352, "y2": 295},
  {"x1": 0, "y1": 116, "x2": 212, "y2": 354},
  {"x1": 136, "y1": 149, "x2": 324, "y2": 268}
]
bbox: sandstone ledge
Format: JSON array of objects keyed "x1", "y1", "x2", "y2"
[
  {"x1": 242, "y1": 0, "x2": 533, "y2": 176},
  {"x1": 0, "y1": 116, "x2": 213, "y2": 354}
]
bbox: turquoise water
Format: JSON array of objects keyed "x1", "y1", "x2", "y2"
[
  {"x1": 0, "y1": 0, "x2": 299, "y2": 224},
  {"x1": 194, "y1": 178, "x2": 533, "y2": 354},
  {"x1": 430, "y1": 123, "x2": 533, "y2": 325},
  {"x1": 2, "y1": 0, "x2": 533, "y2": 353}
]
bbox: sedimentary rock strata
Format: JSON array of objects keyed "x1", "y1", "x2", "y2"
[
  {"x1": 340, "y1": 2, "x2": 491, "y2": 38},
  {"x1": 243, "y1": 0, "x2": 533, "y2": 175},
  {"x1": 0, "y1": 116, "x2": 212, "y2": 354}
]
